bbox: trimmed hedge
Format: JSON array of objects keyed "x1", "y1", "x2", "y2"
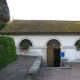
[{"x1": 0, "y1": 35, "x2": 17, "y2": 69}]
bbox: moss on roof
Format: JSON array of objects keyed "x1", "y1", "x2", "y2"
[{"x1": 0, "y1": 20, "x2": 80, "y2": 35}]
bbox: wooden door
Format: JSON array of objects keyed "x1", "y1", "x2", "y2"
[
  {"x1": 47, "y1": 45, "x2": 60, "y2": 67},
  {"x1": 47, "y1": 47, "x2": 54, "y2": 67}
]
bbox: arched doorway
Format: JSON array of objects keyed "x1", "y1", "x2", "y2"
[{"x1": 47, "y1": 39, "x2": 61, "y2": 67}]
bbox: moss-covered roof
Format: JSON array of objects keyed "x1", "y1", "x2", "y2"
[{"x1": 0, "y1": 20, "x2": 80, "y2": 35}]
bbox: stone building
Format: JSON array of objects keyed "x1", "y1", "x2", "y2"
[{"x1": 0, "y1": 20, "x2": 80, "y2": 67}]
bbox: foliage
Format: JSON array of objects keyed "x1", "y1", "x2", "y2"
[
  {"x1": 76, "y1": 41, "x2": 80, "y2": 50},
  {"x1": 19, "y1": 42, "x2": 29, "y2": 51},
  {"x1": 0, "y1": 0, "x2": 10, "y2": 22},
  {"x1": 0, "y1": 22, "x2": 6, "y2": 31},
  {"x1": 0, "y1": 35, "x2": 17, "y2": 70}
]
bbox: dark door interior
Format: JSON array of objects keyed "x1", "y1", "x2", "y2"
[{"x1": 54, "y1": 49, "x2": 60, "y2": 67}]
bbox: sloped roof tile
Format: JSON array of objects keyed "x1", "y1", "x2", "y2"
[{"x1": 0, "y1": 20, "x2": 80, "y2": 35}]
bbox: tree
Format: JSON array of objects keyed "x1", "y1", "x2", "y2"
[{"x1": 0, "y1": 0, "x2": 10, "y2": 22}]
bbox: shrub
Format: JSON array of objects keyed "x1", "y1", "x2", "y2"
[
  {"x1": 0, "y1": 22, "x2": 6, "y2": 31},
  {"x1": 0, "y1": 35, "x2": 17, "y2": 69},
  {"x1": 76, "y1": 42, "x2": 80, "y2": 50},
  {"x1": 19, "y1": 42, "x2": 29, "y2": 51}
]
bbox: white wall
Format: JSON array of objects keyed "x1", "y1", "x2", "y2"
[{"x1": 10, "y1": 35, "x2": 80, "y2": 62}]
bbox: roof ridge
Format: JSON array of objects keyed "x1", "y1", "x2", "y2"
[{"x1": 12, "y1": 19, "x2": 80, "y2": 22}]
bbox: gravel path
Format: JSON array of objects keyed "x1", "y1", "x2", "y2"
[
  {"x1": 39, "y1": 62, "x2": 80, "y2": 80},
  {"x1": 0, "y1": 55, "x2": 36, "y2": 80}
]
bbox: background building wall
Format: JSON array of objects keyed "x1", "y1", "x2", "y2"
[{"x1": 10, "y1": 35, "x2": 80, "y2": 62}]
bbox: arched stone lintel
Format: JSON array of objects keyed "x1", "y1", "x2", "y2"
[
  {"x1": 17, "y1": 37, "x2": 34, "y2": 47},
  {"x1": 73, "y1": 37, "x2": 80, "y2": 46},
  {"x1": 45, "y1": 37, "x2": 63, "y2": 46}
]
